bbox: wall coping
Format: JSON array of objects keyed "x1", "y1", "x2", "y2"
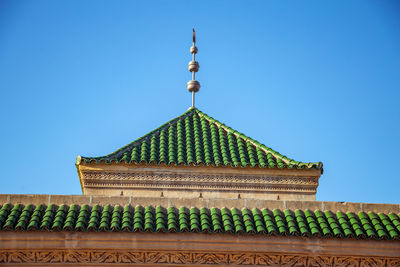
[{"x1": 0, "y1": 194, "x2": 399, "y2": 213}]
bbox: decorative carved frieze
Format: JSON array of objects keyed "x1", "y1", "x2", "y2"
[
  {"x1": 81, "y1": 169, "x2": 319, "y2": 195},
  {"x1": 82, "y1": 171, "x2": 318, "y2": 184},
  {"x1": 0, "y1": 249, "x2": 399, "y2": 266}
]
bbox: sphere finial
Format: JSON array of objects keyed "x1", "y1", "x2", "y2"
[{"x1": 186, "y1": 28, "x2": 200, "y2": 108}]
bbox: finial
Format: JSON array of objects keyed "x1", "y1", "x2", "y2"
[{"x1": 186, "y1": 28, "x2": 200, "y2": 108}]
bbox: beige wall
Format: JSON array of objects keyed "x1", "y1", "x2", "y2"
[
  {"x1": 83, "y1": 188, "x2": 316, "y2": 201},
  {"x1": 1, "y1": 194, "x2": 399, "y2": 213}
]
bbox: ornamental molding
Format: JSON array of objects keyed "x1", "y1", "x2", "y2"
[
  {"x1": 0, "y1": 249, "x2": 399, "y2": 266},
  {"x1": 80, "y1": 169, "x2": 319, "y2": 194},
  {"x1": 1, "y1": 232, "x2": 399, "y2": 266},
  {"x1": 82, "y1": 170, "x2": 318, "y2": 184},
  {"x1": 84, "y1": 181, "x2": 317, "y2": 193}
]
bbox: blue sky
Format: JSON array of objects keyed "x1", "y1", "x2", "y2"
[{"x1": 0, "y1": 1, "x2": 399, "y2": 204}]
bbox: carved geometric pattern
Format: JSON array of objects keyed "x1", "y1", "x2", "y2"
[
  {"x1": 82, "y1": 171, "x2": 318, "y2": 184},
  {"x1": 0, "y1": 250, "x2": 399, "y2": 266},
  {"x1": 82, "y1": 170, "x2": 318, "y2": 193}
]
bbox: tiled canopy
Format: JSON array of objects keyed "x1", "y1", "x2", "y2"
[
  {"x1": 80, "y1": 108, "x2": 322, "y2": 171},
  {"x1": 1, "y1": 203, "x2": 399, "y2": 240}
]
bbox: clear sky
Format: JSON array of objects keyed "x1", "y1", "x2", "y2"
[{"x1": 0, "y1": 1, "x2": 399, "y2": 204}]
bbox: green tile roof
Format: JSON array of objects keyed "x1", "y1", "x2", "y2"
[
  {"x1": 79, "y1": 108, "x2": 322, "y2": 171},
  {"x1": 0, "y1": 203, "x2": 399, "y2": 240}
]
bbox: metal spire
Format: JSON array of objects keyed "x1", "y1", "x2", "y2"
[{"x1": 186, "y1": 29, "x2": 200, "y2": 108}]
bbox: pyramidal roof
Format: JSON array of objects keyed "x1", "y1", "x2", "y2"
[{"x1": 79, "y1": 108, "x2": 322, "y2": 171}]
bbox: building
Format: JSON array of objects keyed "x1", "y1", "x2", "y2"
[{"x1": 0, "y1": 30, "x2": 399, "y2": 266}]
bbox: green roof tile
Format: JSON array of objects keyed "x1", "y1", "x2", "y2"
[
  {"x1": 336, "y1": 212, "x2": 354, "y2": 238},
  {"x1": 76, "y1": 204, "x2": 90, "y2": 231},
  {"x1": 190, "y1": 207, "x2": 201, "y2": 233},
  {"x1": 15, "y1": 204, "x2": 34, "y2": 230},
  {"x1": 1, "y1": 203, "x2": 399, "y2": 241},
  {"x1": 221, "y1": 207, "x2": 234, "y2": 233},
  {"x1": 0, "y1": 204, "x2": 11, "y2": 228},
  {"x1": 79, "y1": 108, "x2": 322, "y2": 171},
  {"x1": 200, "y1": 207, "x2": 211, "y2": 233},
  {"x1": 232, "y1": 208, "x2": 245, "y2": 233},
  {"x1": 63, "y1": 204, "x2": 78, "y2": 231},
  {"x1": 263, "y1": 209, "x2": 278, "y2": 235},
  {"x1": 110, "y1": 205, "x2": 122, "y2": 231},
  {"x1": 40, "y1": 204, "x2": 56, "y2": 230},
  {"x1": 4, "y1": 204, "x2": 22, "y2": 230},
  {"x1": 52, "y1": 204, "x2": 68, "y2": 231},
  {"x1": 284, "y1": 209, "x2": 299, "y2": 236},
  {"x1": 294, "y1": 210, "x2": 310, "y2": 237},
  {"x1": 99, "y1": 205, "x2": 112, "y2": 231},
  {"x1": 87, "y1": 205, "x2": 101, "y2": 231},
  {"x1": 133, "y1": 205, "x2": 144, "y2": 232},
  {"x1": 211, "y1": 208, "x2": 223, "y2": 233},
  {"x1": 27, "y1": 204, "x2": 45, "y2": 230},
  {"x1": 179, "y1": 207, "x2": 189, "y2": 232},
  {"x1": 252, "y1": 209, "x2": 266, "y2": 234},
  {"x1": 167, "y1": 207, "x2": 178, "y2": 233},
  {"x1": 156, "y1": 206, "x2": 167, "y2": 232},
  {"x1": 144, "y1": 206, "x2": 154, "y2": 232},
  {"x1": 241, "y1": 208, "x2": 253, "y2": 234},
  {"x1": 122, "y1": 205, "x2": 133, "y2": 232},
  {"x1": 346, "y1": 212, "x2": 365, "y2": 238},
  {"x1": 315, "y1": 210, "x2": 333, "y2": 237}
]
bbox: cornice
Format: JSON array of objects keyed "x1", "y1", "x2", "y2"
[
  {"x1": 78, "y1": 162, "x2": 322, "y2": 177},
  {"x1": 0, "y1": 232, "x2": 399, "y2": 266},
  {"x1": 78, "y1": 163, "x2": 321, "y2": 198}
]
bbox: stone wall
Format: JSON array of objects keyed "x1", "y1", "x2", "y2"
[{"x1": 1, "y1": 194, "x2": 399, "y2": 213}]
